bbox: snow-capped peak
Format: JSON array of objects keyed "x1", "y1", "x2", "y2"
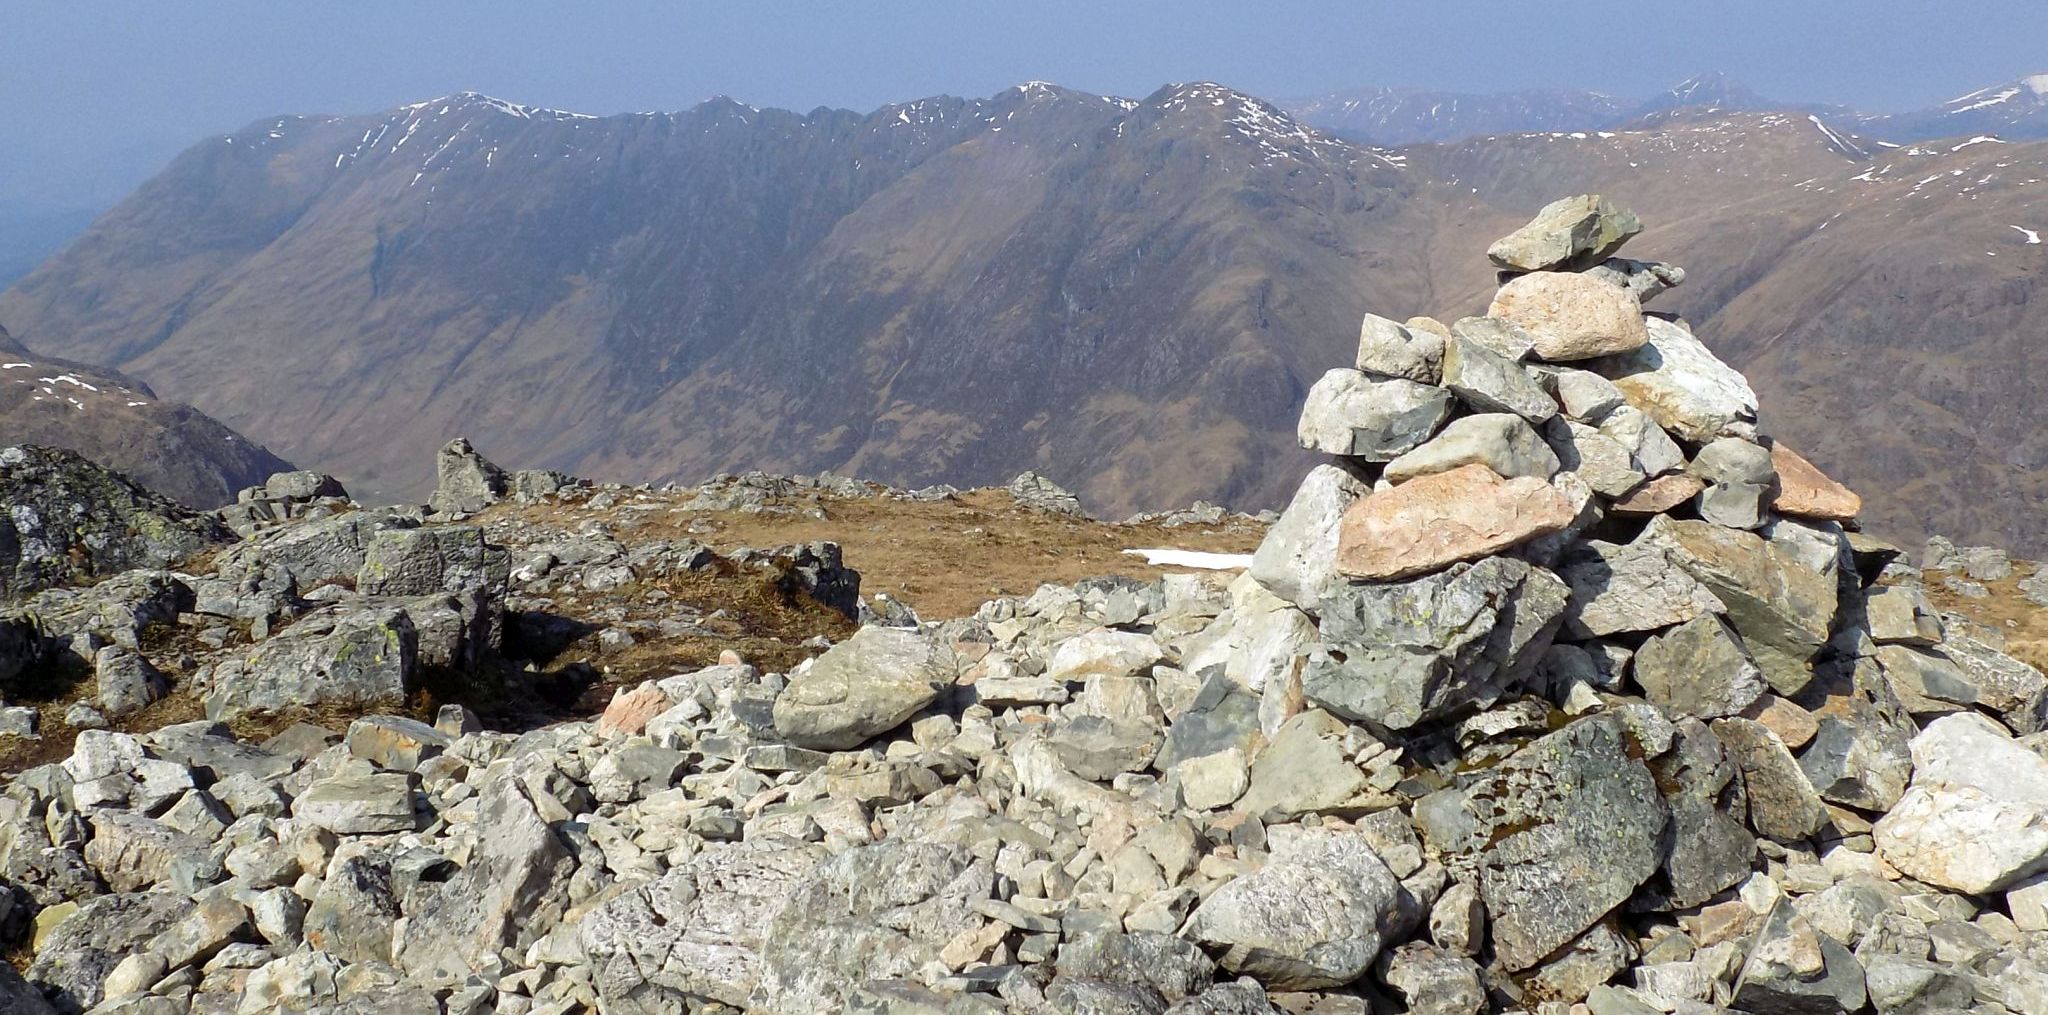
[
  {"x1": 401, "y1": 91, "x2": 597, "y2": 121},
  {"x1": 2026, "y1": 74, "x2": 2048, "y2": 97}
]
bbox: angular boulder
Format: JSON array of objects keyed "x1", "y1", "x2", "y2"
[
  {"x1": 1383, "y1": 414, "x2": 1559, "y2": 485},
  {"x1": 1441, "y1": 336, "x2": 1558, "y2": 422},
  {"x1": 1335, "y1": 465, "x2": 1575, "y2": 581},
  {"x1": 1591, "y1": 316, "x2": 1757, "y2": 442},
  {"x1": 1767, "y1": 441, "x2": 1861, "y2": 521},
  {"x1": 1355, "y1": 314, "x2": 1444, "y2": 384},
  {"x1": 1305, "y1": 556, "x2": 1568, "y2": 730},
  {"x1": 201, "y1": 603, "x2": 417, "y2": 721},
  {"x1": 1486, "y1": 195, "x2": 1643, "y2": 272},
  {"x1": 1186, "y1": 826, "x2": 1402, "y2": 989},
  {"x1": 0, "y1": 444, "x2": 228, "y2": 602},
  {"x1": 1247, "y1": 464, "x2": 1367, "y2": 615},
  {"x1": 772, "y1": 627, "x2": 955, "y2": 749},
  {"x1": 1296, "y1": 369, "x2": 1453, "y2": 461},
  {"x1": 1633, "y1": 616, "x2": 1767, "y2": 719},
  {"x1": 1874, "y1": 712, "x2": 2048, "y2": 893},
  {"x1": 1558, "y1": 537, "x2": 1723, "y2": 639},
  {"x1": 427, "y1": 437, "x2": 508, "y2": 515},
  {"x1": 396, "y1": 778, "x2": 574, "y2": 986},
  {"x1": 1639, "y1": 517, "x2": 1837, "y2": 697}
]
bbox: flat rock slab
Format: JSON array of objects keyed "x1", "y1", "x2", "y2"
[
  {"x1": 1296, "y1": 368, "x2": 1454, "y2": 461},
  {"x1": 772, "y1": 627, "x2": 955, "y2": 750},
  {"x1": 1875, "y1": 712, "x2": 2048, "y2": 893},
  {"x1": 1768, "y1": 441, "x2": 1861, "y2": 521},
  {"x1": 1336, "y1": 464, "x2": 1575, "y2": 581},
  {"x1": 1591, "y1": 316, "x2": 1757, "y2": 442}
]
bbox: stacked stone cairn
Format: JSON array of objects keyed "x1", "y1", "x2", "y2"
[{"x1": 7, "y1": 198, "x2": 2048, "y2": 1014}]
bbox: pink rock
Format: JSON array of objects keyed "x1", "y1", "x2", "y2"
[
  {"x1": 597, "y1": 684, "x2": 671, "y2": 738},
  {"x1": 1335, "y1": 464, "x2": 1576, "y2": 581},
  {"x1": 1769, "y1": 441, "x2": 1861, "y2": 521},
  {"x1": 1488, "y1": 271, "x2": 1649, "y2": 361}
]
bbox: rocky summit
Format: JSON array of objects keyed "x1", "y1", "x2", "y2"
[{"x1": 1, "y1": 203, "x2": 2047, "y2": 1015}]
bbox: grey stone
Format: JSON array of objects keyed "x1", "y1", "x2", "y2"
[
  {"x1": 397, "y1": 778, "x2": 573, "y2": 986},
  {"x1": 1713, "y1": 718, "x2": 1828, "y2": 843},
  {"x1": 1057, "y1": 930, "x2": 1217, "y2": 1002},
  {"x1": 428, "y1": 437, "x2": 508, "y2": 515},
  {"x1": 92, "y1": 646, "x2": 167, "y2": 718},
  {"x1": 1304, "y1": 557, "x2": 1568, "y2": 731},
  {"x1": 1864, "y1": 585, "x2": 1943, "y2": 646},
  {"x1": 1559, "y1": 537, "x2": 1723, "y2": 639},
  {"x1": 1548, "y1": 368, "x2": 1628, "y2": 422},
  {"x1": 200, "y1": 603, "x2": 415, "y2": 721},
  {"x1": 1235, "y1": 710, "x2": 1378, "y2": 820},
  {"x1": 1487, "y1": 194, "x2": 1643, "y2": 271},
  {"x1": 1521, "y1": 922, "x2": 1633, "y2": 1004},
  {"x1": 1591, "y1": 317, "x2": 1759, "y2": 443},
  {"x1": 1597, "y1": 404, "x2": 1686, "y2": 478},
  {"x1": 1932, "y1": 622, "x2": 2048, "y2": 734},
  {"x1": 1583, "y1": 257, "x2": 1686, "y2": 305},
  {"x1": 1731, "y1": 899, "x2": 1867, "y2": 1015},
  {"x1": 1547, "y1": 419, "x2": 1645, "y2": 497},
  {"x1": 1247, "y1": 464, "x2": 1367, "y2": 616},
  {"x1": 1354, "y1": 314, "x2": 1444, "y2": 384},
  {"x1": 1442, "y1": 337, "x2": 1558, "y2": 422},
  {"x1": 263, "y1": 470, "x2": 347, "y2": 501},
  {"x1": 1874, "y1": 712, "x2": 2048, "y2": 893},
  {"x1": 1650, "y1": 718, "x2": 1757, "y2": 909},
  {"x1": 1641, "y1": 516, "x2": 1838, "y2": 697},
  {"x1": 1008, "y1": 470, "x2": 1087, "y2": 516},
  {"x1": 1799, "y1": 657, "x2": 1915, "y2": 812},
  {"x1": 24, "y1": 891, "x2": 186, "y2": 1013},
  {"x1": 1414, "y1": 713, "x2": 1668, "y2": 972},
  {"x1": 83, "y1": 811, "x2": 212, "y2": 892},
  {"x1": 1635, "y1": 616, "x2": 1768, "y2": 719},
  {"x1": 1691, "y1": 437, "x2": 1777, "y2": 530},
  {"x1": 0, "y1": 444, "x2": 228, "y2": 602},
  {"x1": 772, "y1": 626, "x2": 955, "y2": 750},
  {"x1": 1154, "y1": 671, "x2": 1264, "y2": 772},
  {"x1": 1295, "y1": 368, "x2": 1454, "y2": 461},
  {"x1": 305, "y1": 854, "x2": 400, "y2": 963},
  {"x1": 1186, "y1": 826, "x2": 1402, "y2": 989},
  {"x1": 292, "y1": 771, "x2": 416, "y2": 835},
  {"x1": 1378, "y1": 941, "x2": 1485, "y2": 1015},
  {"x1": 1861, "y1": 954, "x2": 1980, "y2": 1015},
  {"x1": 1450, "y1": 315, "x2": 1538, "y2": 361},
  {"x1": 356, "y1": 525, "x2": 509, "y2": 598},
  {"x1": 1383, "y1": 414, "x2": 1559, "y2": 485}
]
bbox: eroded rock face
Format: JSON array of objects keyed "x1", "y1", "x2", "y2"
[
  {"x1": 0, "y1": 444, "x2": 228, "y2": 602},
  {"x1": 1335, "y1": 465, "x2": 1576, "y2": 581}
]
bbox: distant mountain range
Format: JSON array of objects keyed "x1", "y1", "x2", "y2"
[
  {"x1": 5, "y1": 73, "x2": 2048, "y2": 550},
  {"x1": 1283, "y1": 71, "x2": 2048, "y2": 145}
]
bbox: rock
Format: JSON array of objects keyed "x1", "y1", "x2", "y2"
[
  {"x1": 200, "y1": 602, "x2": 416, "y2": 721},
  {"x1": 1597, "y1": 404, "x2": 1685, "y2": 478},
  {"x1": 1798, "y1": 657, "x2": 1916, "y2": 813},
  {"x1": 1333, "y1": 465, "x2": 1576, "y2": 581},
  {"x1": 291, "y1": 771, "x2": 416, "y2": 835},
  {"x1": 1185, "y1": 826, "x2": 1402, "y2": 989},
  {"x1": 1378, "y1": 941, "x2": 1485, "y2": 1015},
  {"x1": 773, "y1": 626, "x2": 955, "y2": 750},
  {"x1": 1610, "y1": 473, "x2": 1704, "y2": 515},
  {"x1": 1876, "y1": 644, "x2": 1980, "y2": 721},
  {"x1": 1383, "y1": 414, "x2": 1559, "y2": 485},
  {"x1": 356, "y1": 525, "x2": 509, "y2": 597},
  {"x1": 1174, "y1": 747, "x2": 1250, "y2": 811},
  {"x1": 1635, "y1": 616, "x2": 1768, "y2": 719},
  {"x1": 1713, "y1": 717, "x2": 1828, "y2": 842},
  {"x1": 1690, "y1": 437, "x2": 1777, "y2": 531},
  {"x1": 579, "y1": 840, "x2": 825, "y2": 1010},
  {"x1": 24, "y1": 891, "x2": 186, "y2": 1013},
  {"x1": 1305, "y1": 556, "x2": 1568, "y2": 730},
  {"x1": 93, "y1": 646, "x2": 168, "y2": 718},
  {"x1": 428, "y1": 437, "x2": 508, "y2": 515},
  {"x1": 1451, "y1": 316, "x2": 1539, "y2": 361},
  {"x1": 1731, "y1": 899, "x2": 1867, "y2": 1015},
  {"x1": 1768, "y1": 441, "x2": 1861, "y2": 521},
  {"x1": 1547, "y1": 367, "x2": 1627, "y2": 421},
  {"x1": 1861, "y1": 954, "x2": 1980, "y2": 1015},
  {"x1": 396, "y1": 778, "x2": 573, "y2": 987},
  {"x1": 146, "y1": 886, "x2": 249, "y2": 969},
  {"x1": 1295, "y1": 369, "x2": 1454, "y2": 461},
  {"x1": 1235, "y1": 711, "x2": 1377, "y2": 819},
  {"x1": 1153, "y1": 672, "x2": 1265, "y2": 772},
  {"x1": 304, "y1": 854, "x2": 400, "y2": 963},
  {"x1": 1354, "y1": 314, "x2": 1444, "y2": 383},
  {"x1": 1558, "y1": 537, "x2": 1723, "y2": 638},
  {"x1": 84, "y1": 811, "x2": 212, "y2": 892},
  {"x1": 1178, "y1": 573, "x2": 1315, "y2": 705},
  {"x1": 1931, "y1": 622, "x2": 2048, "y2": 734},
  {"x1": 263, "y1": 470, "x2": 347, "y2": 501},
  {"x1": 0, "y1": 963, "x2": 56, "y2": 1015},
  {"x1": 1486, "y1": 195, "x2": 1643, "y2": 271},
  {"x1": 1583, "y1": 257, "x2": 1686, "y2": 305},
  {"x1": 1056, "y1": 929, "x2": 1217, "y2": 1003},
  {"x1": 1547, "y1": 419, "x2": 1645, "y2": 497},
  {"x1": 596, "y1": 683, "x2": 672, "y2": 738},
  {"x1": 1874, "y1": 712, "x2": 2048, "y2": 893},
  {"x1": 208, "y1": 508, "x2": 416, "y2": 590},
  {"x1": 1009, "y1": 471, "x2": 1087, "y2": 517},
  {"x1": 1864, "y1": 585, "x2": 1943, "y2": 646},
  {"x1": 1521, "y1": 922, "x2": 1633, "y2": 1004},
  {"x1": 1488, "y1": 271, "x2": 1650, "y2": 361},
  {"x1": 1591, "y1": 316, "x2": 1757, "y2": 442},
  {"x1": 1046, "y1": 629, "x2": 1165, "y2": 683},
  {"x1": 1247, "y1": 464, "x2": 1368, "y2": 615},
  {"x1": 1441, "y1": 337, "x2": 1558, "y2": 422},
  {"x1": 0, "y1": 444, "x2": 228, "y2": 601},
  {"x1": 344, "y1": 715, "x2": 450, "y2": 772},
  {"x1": 1414, "y1": 713, "x2": 1668, "y2": 972},
  {"x1": 1640, "y1": 517, "x2": 1837, "y2": 697},
  {"x1": 1651, "y1": 718, "x2": 1758, "y2": 909}
]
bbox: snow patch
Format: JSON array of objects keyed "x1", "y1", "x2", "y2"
[
  {"x1": 1952, "y1": 135, "x2": 2006, "y2": 151},
  {"x1": 0, "y1": 363, "x2": 30, "y2": 370},
  {"x1": 1122, "y1": 548, "x2": 1255, "y2": 570},
  {"x1": 2014, "y1": 225, "x2": 2042, "y2": 245}
]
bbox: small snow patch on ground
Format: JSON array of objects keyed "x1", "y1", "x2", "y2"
[
  {"x1": 0, "y1": 363, "x2": 29, "y2": 370},
  {"x1": 1122, "y1": 548, "x2": 1255, "y2": 570},
  {"x1": 2014, "y1": 225, "x2": 2043, "y2": 244}
]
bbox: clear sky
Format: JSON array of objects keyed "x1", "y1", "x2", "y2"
[{"x1": 4, "y1": 0, "x2": 2046, "y2": 210}]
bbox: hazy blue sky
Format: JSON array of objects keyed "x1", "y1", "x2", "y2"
[{"x1": 5, "y1": 1, "x2": 2047, "y2": 209}]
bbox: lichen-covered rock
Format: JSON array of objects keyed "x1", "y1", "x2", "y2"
[
  {"x1": 24, "y1": 891, "x2": 187, "y2": 1013},
  {"x1": 427, "y1": 437, "x2": 508, "y2": 515},
  {"x1": 0, "y1": 444, "x2": 228, "y2": 602},
  {"x1": 1414, "y1": 713, "x2": 1669, "y2": 972}
]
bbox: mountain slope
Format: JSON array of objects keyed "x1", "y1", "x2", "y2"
[
  {"x1": 1866, "y1": 73, "x2": 2048, "y2": 143},
  {"x1": 1279, "y1": 86, "x2": 1623, "y2": 145},
  {"x1": 7, "y1": 85, "x2": 2048, "y2": 550},
  {"x1": 0, "y1": 324, "x2": 292, "y2": 507}
]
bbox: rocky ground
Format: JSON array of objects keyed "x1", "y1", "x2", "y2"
[{"x1": 2, "y1": 201, "x2": 2047, "y2": 1015}]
